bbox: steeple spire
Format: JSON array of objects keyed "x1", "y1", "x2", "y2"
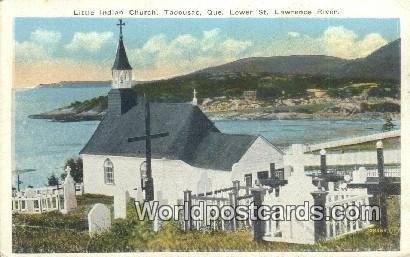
[
  {"x1": 111, "y1": 19, "x2": 132, "y2": 89},
  {"x1": 108, "y1": 19, "x2": 137, "y2": 116},
  {"x1": 112, "y1": 19, "x2": 132, "y2": 71}
]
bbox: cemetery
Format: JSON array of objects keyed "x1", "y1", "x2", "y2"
[{"x1": 12, "y1": 137, "x2": 401, "y2": 252}]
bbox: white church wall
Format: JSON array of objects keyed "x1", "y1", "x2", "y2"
[
  {"x1": 82, "y1": 154, "x2": 232, "y2": 206},
  {"x1": 152, "y1": 159, "x2": 231, "y2": 206},
  {"x1": 82, "y1": 154, "x2": 140, "y2": 198},
  {"x1": 82, "y1": 137, "x2": 284, "y2": 207},
  {"x1": 231, "y1": 137, "x2": 284, "y2": 184}
]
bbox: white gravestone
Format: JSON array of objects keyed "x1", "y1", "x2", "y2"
[
  {"x1": 352, "y1": 167, "x2": 367, "y2": 183},
  {"x1": 88, "y1": 203, "x2": 111, "y2": 235},
  {"x1": 61, "y1": 166, "x2": 77, "y2": 214},
  {"x1": 114, "y1": 189, "x2": 129, "y2": 219},
  {"x1": 328, "y1": 182, "x2": 335, "y2": 192}
]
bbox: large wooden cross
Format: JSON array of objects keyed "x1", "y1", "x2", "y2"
[{"x1": 128, "y1": 100, "x2": 169, "y2": 201}]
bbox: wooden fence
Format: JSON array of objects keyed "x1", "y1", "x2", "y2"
[
  {"x1": 324, "y1": 189, "x2": 373, "y2": 239},
  {"x1": 11, "y1": 183, "x2": 83, "y2": 214},
  {"x1": 182, "y1": 180, "x2": 254, "y2": 232}
]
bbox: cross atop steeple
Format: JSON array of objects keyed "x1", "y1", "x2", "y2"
[{"x1": 117, "y1": 19, "x2": 125, "y2": 38}]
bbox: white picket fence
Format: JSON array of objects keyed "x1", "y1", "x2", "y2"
[
  {"x1": 12, "y1": 183, "x2": 84, "y2": 214},
  {"x1": 366, "y1": 167, "x2": 400, "y2": 177},
  {"x1": 12, "y1": 194, "x2": 63, "y2": 213},
  {"x1": 306, "y1": 166, "x2": 401, "y2": 178},
  {"x1": 324, "y1": 189, "x2": 373, "y2": 239}
]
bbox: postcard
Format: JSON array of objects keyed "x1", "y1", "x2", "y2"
[{"x1": 0, "y1": 0, "x2": 409, "y2": 256}]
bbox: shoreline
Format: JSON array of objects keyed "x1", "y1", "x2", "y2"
[{"x1": 29, "y1": 109, "x2": 400, "y2": 122}]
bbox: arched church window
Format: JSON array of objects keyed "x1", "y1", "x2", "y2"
[{"x1": 104, "y1": 158, "x2": 114, "y2": 184}]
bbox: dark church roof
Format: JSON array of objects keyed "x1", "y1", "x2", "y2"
[
  {"x1": 112, "y1": 37, "x2": 132, "y2": 70},
  {"x1": 80, "y1": 100, "x2": 259, "y2": 171}
]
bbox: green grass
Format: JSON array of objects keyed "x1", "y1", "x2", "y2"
[
  {"x1": 69, "y1": 96, "x2": 107, "y2": 113},
  {"x1": 13, "y1": 194, "x2": 400, "y2": 252}
]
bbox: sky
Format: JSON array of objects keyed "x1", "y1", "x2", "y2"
[{"x1": 14, "y1": 18, "x2": 400, "y2": 88}]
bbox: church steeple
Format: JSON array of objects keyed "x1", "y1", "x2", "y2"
[
  {"x1": 112, "y1": 19, "x2": 133, "y2": 89},
  {"x1": 108, "y1": 19, "x2": 136, "y2": 116}
]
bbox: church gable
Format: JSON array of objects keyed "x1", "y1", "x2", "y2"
[{"x1": 189, "y1": 132, "x2": 257, "y2": 171}]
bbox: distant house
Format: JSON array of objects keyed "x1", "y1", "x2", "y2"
[
  {"x1": 306, "y1": 89, "x2": 327, "y2": 98},
  {"x1": 80, "y1": 24, "x2": 284, "y2": 205},
  {"x1": 243, "y1": 90, "x2": 257, "y2": 101}
]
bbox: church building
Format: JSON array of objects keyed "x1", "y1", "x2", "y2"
[{"x1": 80, "y1": 20, "x2": 284, "y2": 205}]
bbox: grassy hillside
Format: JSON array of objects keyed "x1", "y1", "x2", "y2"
[{"x1": 136, "y1": 73, "x2": 399, "y2": 103}]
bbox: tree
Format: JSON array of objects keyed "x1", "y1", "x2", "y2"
[
  {"x1": 61, "y1": 157, "x2": 83, "y2": 183},
  {"x1": 382, "y1": 116, "x2": 396, "y2": 132},
  {"x1": 47, "y1": 174, "x2": 59, "y2": 187}
]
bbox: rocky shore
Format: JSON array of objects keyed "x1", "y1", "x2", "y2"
[
  {"x1": 29, "y1": 108, "x2": 105, "y2": 122},
  {"x1": 29, "y1": 105, "x2": 399, "y2": 122}
]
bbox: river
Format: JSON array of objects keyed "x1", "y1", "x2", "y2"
[{"x1": 13, "y1": 86, "x2": 399, "y2": 187}]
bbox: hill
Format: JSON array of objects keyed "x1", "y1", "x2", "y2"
[
  {"x1": 30, "y1": 39, "x2": 401, "y2": 121},
  {"x1": 194, "y1": 55, "x2": 348, "y2": 77},
  {"x1": 193, "y1": 39, "x2": 400, "y2": 81},
  {"x1": 335, "y1": 39, "x2": 400, "y2": 80}
]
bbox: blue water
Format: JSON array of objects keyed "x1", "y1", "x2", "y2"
[
  {"x1": 14, "y1": 87, "x2": 110, "y2": 188},
  {"x1": 14, "y1": 86, "x2": 400, "y2": 187}
]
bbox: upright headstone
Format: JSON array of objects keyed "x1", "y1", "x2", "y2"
[
  {"x1": 88, "y1": 203, "x2": 111, "y2": 235},
  {"x1": 284, "y1": 165, "x2": 292, "y2": 179},
  {"x1": 114, "y1": 189, "x2": 129, "y2": 219},
  {"x1": 328, "y1": 182, "x2": 335, "y2": 192},
  {"x1": 61, "y1": 166, "x2": 77, "y2": 214},
  {"x1": 352, "y1": 167, "x2": 367, "y2": 183},
  {"x1": 291, "y1": 144, "x2": 306, "y2": 177}
]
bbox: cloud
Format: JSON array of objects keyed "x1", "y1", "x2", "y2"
[
  {"x1": 257, "y1": 26, "x2": 388, "y2": 59},
  {"x1": 128, "y1": 28, "x2": 252, "y2": 79},
  {"x1": 15, "y1": 29, "x2": 61, "y2": 61},
  {"x1": 65, "y1": 31, "x2": 114, "y2": 53},
  {"x1": 287, "y1": 32, "x2": 300, "y2": 38},
  {"x1": 308, "y1": 26, "x2": 388, "y2": 59},
  {"x1": 321, "y1": 26, "x2": 387, "y2": 59},
  {"x1": 15, "y1": 41, "x2": 47, "y2": 60},
  {"x1": 30, "y1": 29, "x2": 61, "y2": 45},
  {"x1": 355, "y1": 33, "x2": 388, "y2": 57}
]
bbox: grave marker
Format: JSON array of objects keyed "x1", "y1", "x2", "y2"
[
  {"x1": 61, "y1": 166, "x2": 77, "y2": 214},
  {"x1": 88, "y1": 203, "x2": 111, "y2": 235},
  {"x1": 114, "y1": 189, "x2": 129, "y2": 219}
]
